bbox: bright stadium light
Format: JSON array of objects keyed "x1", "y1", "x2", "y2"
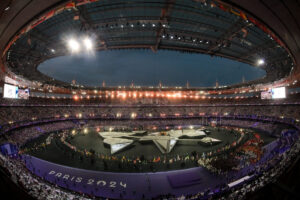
[
  {"x1": 257, "y1": 59, "x2": 265, "y2": 66},
  {"x1": 84, "y1": 128, "x2": 88, "y2": 134},
  {"x1": 83, "y1": 38, "x2": 93, "y2": 50},
  {"x1": 68, "y1": 39, "x2": 80, "y2": 52}
]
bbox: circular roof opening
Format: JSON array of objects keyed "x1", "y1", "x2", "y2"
[{"x1": 38, "y1": 49, "x2": 266, "y2": 87}]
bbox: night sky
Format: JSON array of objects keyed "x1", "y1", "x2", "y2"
[{"x1": 38, "y1": 49, "x2": 266, "y2": 87}]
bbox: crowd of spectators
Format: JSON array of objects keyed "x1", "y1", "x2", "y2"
[
  {"x1": 0, "y1": 154, "x2": 94, "y2": 200},
  {"x1": 1, "y1": 101, "x2": 300, "y2": 134},
  {"x1": 198, "y1": 132, "x2": 263, "y2": 175},
  {"x1": 0, "y1": 96, "x2": 299, "y2": 199},
  {"x1": 1, "y1": 131, "x2": 298, "y2": 200},
  {"x1": 6, "y1": 121, "x2": 77, "y2": 147},
  {"x1": 223, "y1": 133, "x2": 300, "y2": 200}
]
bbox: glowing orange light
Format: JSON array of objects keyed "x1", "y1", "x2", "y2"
[{"x1": 73, "y1": 95, "x2": 79, "y2": 101}]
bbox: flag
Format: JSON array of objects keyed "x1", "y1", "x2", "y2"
[{"x1": 157, "y1": 156, "x2": 161, "y2": 162}]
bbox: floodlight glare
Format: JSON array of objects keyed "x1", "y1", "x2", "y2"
[
  {"x1": 257, "y1": 59, "x2": 265, "y2": 66},
  {"x1": 83, "y1": 38, "x2": 93, "y2": 50},
  {"x1": 68, "y1": 39, "x2": 80, "y2": 52}
]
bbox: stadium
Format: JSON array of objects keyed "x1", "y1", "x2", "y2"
[{"x1": 0, "y1": 0, "x2": 300, "y2": 200}]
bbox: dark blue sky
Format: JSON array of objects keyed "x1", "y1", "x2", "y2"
[{"x1": 38, "y1": 49, "x2": 265, "y2": 87}]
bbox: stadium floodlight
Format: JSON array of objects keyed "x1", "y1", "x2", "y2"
[
  {"x1": 257, "y1": 59, "x2": 265, "y2": 66},
  {"x1": 68, "y1": 39, "x2": 80, "y2": 52},
  {"x1": 83, "y1": 38, "x2": 93, "y2": 50}
]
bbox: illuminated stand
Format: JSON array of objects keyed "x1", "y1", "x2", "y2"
[
  {"x1": 103, "y1": 138, "x2": 134, "y2": 154},
  {"x1": 99, "y1": 132, "x2": 136, "y2": 154},
  {"x1": 99, "y1": 129, "x2": 220, "y2": 154},
  {"x1": 140, "y1": 135, "x2": 178, "y2": 154},
  {"x1": 154, "y1": 139, "x2": 177, "y2": 154},
  {"x1": 198, "y1": 137, "x2": 222, "y2": 146}
]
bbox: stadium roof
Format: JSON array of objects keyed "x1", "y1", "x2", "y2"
[{"x1": 0, "y1": 0, "x2": 299, "y2": 89}]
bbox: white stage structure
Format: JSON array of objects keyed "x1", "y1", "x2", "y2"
[{"x1": 99, "y1": 129, "x2": 220, "y2": 154}]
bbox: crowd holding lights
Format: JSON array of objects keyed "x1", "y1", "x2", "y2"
[
  {"x1": 40, "y1": 81, "x2": 278, "y2": 101},
  {"x1": 26, "y1": 111, "x2": 265, "y2": 122},
  {"x1": 70, "y1": 91, "x2": 258, "y2": 101},
  {"x1": 131, "y1": 113, "x2": 137, "y2": 118}
]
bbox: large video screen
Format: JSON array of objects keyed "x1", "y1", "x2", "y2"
[
  {"x1": 18, "y1": 88, "x2": 30, "y2": 99},
  {"x1": 261, "y1": 87, "x2": 286, "y2": 99},
  {"x1": 261, "y1": 90, "x2": 272, "y2": 99},
  {"x1": 272, "y1": 87, "x2": 286, "y2": 99},
  {"x1": 3, "y1": 84, "x2": 18, "y2": 99}
]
